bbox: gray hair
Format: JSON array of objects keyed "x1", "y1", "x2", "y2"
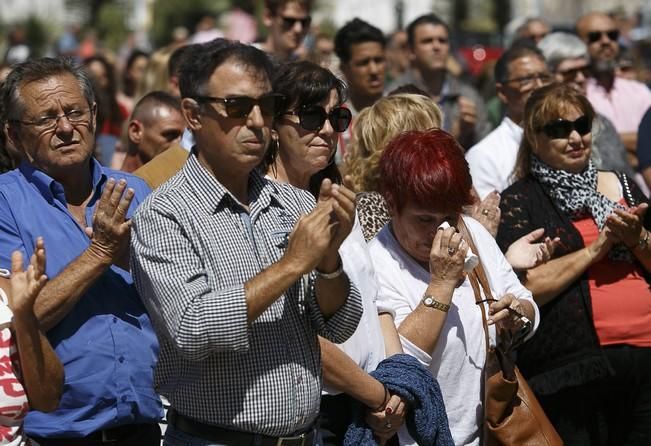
[
  {"x1": 1, "y1": 57, "x2": 95, "y2": 122},
  {"x1": 537, "y1": 32, "x2": 588, "y2": 72}
]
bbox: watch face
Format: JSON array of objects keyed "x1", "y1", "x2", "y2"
[{"x1": 424, "y1": 296, "x2": 434, "y2": 306}]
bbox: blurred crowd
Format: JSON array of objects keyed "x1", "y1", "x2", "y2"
[{"x1": 0, "y1": 1, "x2": 650, "y2": 446}]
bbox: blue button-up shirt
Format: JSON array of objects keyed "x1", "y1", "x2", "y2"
[{"x1": 0, "y1": 159, "x2": 161, "y2": 437}]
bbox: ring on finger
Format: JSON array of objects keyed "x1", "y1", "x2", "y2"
[
  {"x1": 385, "y1": 422, "x2": 392, "y2": 429},
  {"x1": 482, "y1": 208, "x2": 489, "y2": 216},
  {"x1": 447, "y1": 247, "x2": 456, "y2": 256}
]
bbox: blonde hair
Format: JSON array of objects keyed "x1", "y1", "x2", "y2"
[
  {"x1": 344, "y1": 93, "x2": 443, "y2": 192},
  {"x1": 135, "y1": 46, "x2": 174, "y2": 100}
]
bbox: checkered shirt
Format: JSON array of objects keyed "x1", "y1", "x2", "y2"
[{"x1": 130, "y1": 153, "x2": 363, "y2": 436}]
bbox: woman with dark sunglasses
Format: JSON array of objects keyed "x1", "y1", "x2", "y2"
[
  {"x1": 497, "y1": 82, "x2": 651, "y2": 445},
  {"x1": 262, "y1": 60, "x2": 409, "y2": 445}
]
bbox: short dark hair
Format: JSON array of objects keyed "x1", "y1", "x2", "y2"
[
  {"x1": 334, "y1": 18, "x2": 386, "y2": 64},
  {"x1": 131, "y1": 90, "x2": 181, "y2": 125},
  {"x1": 406, "y1": 13, "x2": 449, "y2": 49},
  {"x1": 168, "y1": 43, "x2": 200, "y2": 78},
  {"x1": 2, "y1": 57, "x2": 94, "y2": 122},
  {"x1": 267, "y1": 61, "x2": 347, "y2": 196},
  {"x1": 265, "y1": 0, "x2": 313, "y2": 16},
  {"x1": 178, "y1": 39, "x2": 274, "y2": 99},
  {"x1": 494, "y1": 43, "x2": 545, "y2": 84},
  {"x1": 272, "y1": 60, "x2": 347, "y2": 112}
]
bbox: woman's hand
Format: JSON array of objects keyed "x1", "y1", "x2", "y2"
[
  {"x1": 587, "y1": 226, "x2": 617, "y2": 263},
  {"x1": 365, "y1": 394, "x2": 407, "y2": 445},
  {"x1": 505, "y1": 228, "x2": 560, "y2": 271},
  {"x1": 486, "y1": 293, "x2": 528, "y2": 330},
  {"x1": 9, "y1": 237, "x2": 47, "y2": 316},
  {"x1": 468, "y1": 191, "x2": 501, "y2": 237},
  {"x1": 429, "y1": 225, "x2": 468, "y2": 289},
  {"x1": 605, "y1": 203, "x2": 648, "y2": 249}
]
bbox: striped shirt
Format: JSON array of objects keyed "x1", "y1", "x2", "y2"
[{"x1": 130, "y1": 153, "x2": 362, "y2": 436}]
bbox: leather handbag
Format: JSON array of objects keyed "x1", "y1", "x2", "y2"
[{"x1": 458, "y1": 219, "x2": 563, "y2": 446}]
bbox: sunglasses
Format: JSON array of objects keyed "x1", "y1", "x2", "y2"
[
  {"x1": 540, "y1": 115, "x2": 592, "y2": 139},
  {"x1": 587, "y1": 29, "x2": 619, "y2": 44},
  {"x1": 284, "y1": 105, "x2": 352, "y2": 132},
  {"x1": 194, "y1": 93, "x2": 285, "y2": 119},
  {"x1": 281, "y1": 15, "x2": 311, "y2": 30},
  {"x1": 557, "y1": 64, "x2": 590, "y2": 80}
]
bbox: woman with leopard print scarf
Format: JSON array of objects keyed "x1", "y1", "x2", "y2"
[{"x1": 497, "y1": 83, "x2": 651, "y2": 446}]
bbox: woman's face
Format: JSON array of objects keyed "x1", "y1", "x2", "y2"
[
  {"x1": 390, "y1": 200, "x2": 458, "y2": 264},
  {"x1": 276, "y1": 88, "x2": 339, "y2": 178},
  {"x1": 532, "y1": 104, "x2": 592, "y2": 173}
]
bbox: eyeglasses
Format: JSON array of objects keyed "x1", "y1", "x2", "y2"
[
  {"x1": 281, "y1": 15, "x2": 311, "y2": 30},
  {"x1": 540, "y1": 115, "x2": 592, "y2": 139},
  {"x1": 283, "y1": 105, "x2": 352, "y2": 132},
  {"x1": 557, "y1": 64, "x2": 590, "y2": 80},
  {"x1": 194, "y1": 93, "x2": 285, "y2": 119},
  {"x1": 12, "y1": 107, "x2": 94, "y2": 132},
  {"x1": 504, "y1": 72, "x2": 553, "y2": 89},
  {"x1": 587, "y1": 29, "x2": 619, "y2": 44}
]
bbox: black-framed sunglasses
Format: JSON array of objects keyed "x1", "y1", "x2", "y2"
[
  {"x1": 587, "y1": 29, "x2": 619, "y2": 44},
  {"x1": 281, "y1": 15, "x2": 311, "y2": 30},
  {"x1": 284, "y1": 105, "x2": 352, "y2": 133},
  {"x1": 540, "y1": 115, "x2": 592, "y2": 139},
  {"x1": 194, "y1": 93, "x2": 285, "y2": 119}
]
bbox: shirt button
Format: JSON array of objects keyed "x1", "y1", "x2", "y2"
[
  {"x1": 121, "y1": 395, "x2": 127, "y2": 402},
  {"x1": 113, "y1": 317, "x2": 118, "y2": 323},
  {"x1": 118, "y1": 356, "x2": 125, "y2": 363}
]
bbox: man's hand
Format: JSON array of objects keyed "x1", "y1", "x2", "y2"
[
  {"x1": 450, "y1": 96, "x2": 478, "y2": 147},
  {"x1": 9, "y1": 237, "x2": 48, "y2": 316},
  {"x1": 284, "y1": 204, "x2": 336, "y2": 275},
  {"x1": 316, "y1": 176, "x2": 356, "y2": 272},
  {"x1": 86, "y1": 178, "x2": 135, "y2": 270}
]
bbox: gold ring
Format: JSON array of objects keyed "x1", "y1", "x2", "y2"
[
  {"x1": 447, "y1": 247, "x2": 456, "y2": 256},
  {"x1": 482, "y1": 209, "x2": 489, "y2": 216}
]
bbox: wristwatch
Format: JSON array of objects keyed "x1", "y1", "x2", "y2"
[{"x1": 421, "y1": 294, "x2": 451, "y2": 312}]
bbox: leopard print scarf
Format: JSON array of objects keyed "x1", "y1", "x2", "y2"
[{"x1": 530, "y1": 155, "x2": 632, "y2": 262}]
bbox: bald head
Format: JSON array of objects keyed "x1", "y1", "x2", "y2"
[
  {"x1": 576, "y1": 12, "x2": 619, "y2": 70},
  {"x1": 127, "y1": 91, "x2": 185, "y2": 164}
]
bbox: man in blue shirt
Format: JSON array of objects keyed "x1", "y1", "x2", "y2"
[{"x1": 0, "y1": 57, "x2": 161, "y2": 444}]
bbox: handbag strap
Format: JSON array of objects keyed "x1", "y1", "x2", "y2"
[{"x1": 457, "y1": 218, "x2": 493, "y2": 355}]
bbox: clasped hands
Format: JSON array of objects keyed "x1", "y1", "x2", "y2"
[
  {"x1": 590, "y1": 203, "x2": 649, "y2": 261},
  {"x1": 284, "y1": 176, "x2": 356, "y2": 275}
]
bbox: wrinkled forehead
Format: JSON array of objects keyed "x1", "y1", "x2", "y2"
[{"x1": 19, "y1": 74, "x2": 87, "y2": 110}]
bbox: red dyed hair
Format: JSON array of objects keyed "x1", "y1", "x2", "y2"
[{"x1": 380, "y1": 129, "x2": 473, "y2": 213}]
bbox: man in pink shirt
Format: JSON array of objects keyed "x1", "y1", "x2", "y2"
[{"x1": 577, "y1": 11, "x2": 651, "y2": 172}]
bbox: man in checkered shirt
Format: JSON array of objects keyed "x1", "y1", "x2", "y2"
[{"x1": 130, "y1": 40, "x2": 363, "y2": 446}]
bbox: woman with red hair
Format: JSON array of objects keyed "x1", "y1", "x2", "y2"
[{"x1": 368, "y1": 128, "x2": 540, "y2": 445}]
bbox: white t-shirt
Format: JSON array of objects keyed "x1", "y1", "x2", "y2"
[
  {"x1": 323, "y1": 216, "x2": 386, "y2": 394},
  {"x1": 368, "y1": 216, "x2": 539, "y2": 446},
  {"x1": 466, "y1": 117, "x2": 522, "y2": 200}
]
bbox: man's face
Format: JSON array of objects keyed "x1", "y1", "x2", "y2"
[
  {"x1": 555, "y1": 57, "x2": 590, "y2": 95},
  {"x1": 8, "y1": 73, "x2": 96, "y2": 178},
  {"x1": 410, "y1": 23, "x2": 450, "y2": 73},
  {"x1": 266, "y1": 2, "x2": 311, "y2": 56},
  {"x1": 497, "y1": 55, "x2": 551, "y2": 124},
  {"x1": 188, "y1": 61, "x2": 273, "y2": 175},
  {"x1": 578, "y1": 14, "x2": 619, "y2": 66},
  {"x1": 129, "y1": 106, "x2": 185, "y2": 163},
  {"x1": 520, "y1": 20, "x2": 550, "y2": 44},
  {"x1": 342, "y1": 42, "x2": 386, "y2": 99}
]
